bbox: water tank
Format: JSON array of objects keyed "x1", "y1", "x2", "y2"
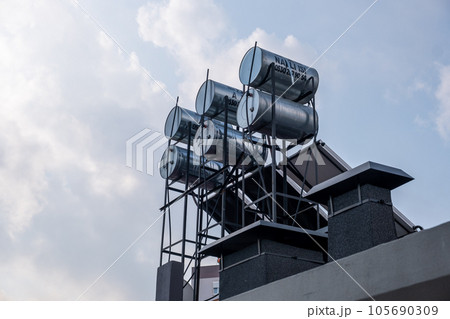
[
  {"x1": 164, "y1": 106, "x2": 202, "y2": 145},
  {"x1": 195, "y1": 80, "x2": 243, "y2": 126},
  {"x1": 159, "y1": 145, "x2": 223, "y2": 189},
  {"x1": 237, "y1": 88, "x2": 318, "y2": 141},
  {"x1": 193, "y1": 119, "x2": 267, "y2": 166},
  {"x1": 239, "y1": 46, "x2": 319, "y2": 104}
]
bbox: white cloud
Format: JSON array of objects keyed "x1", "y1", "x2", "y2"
[
  {"x1": 414, "y1": 114, "x2": 431, "y2": 128},
  {"x1": 0, "y1": 0, "x2": 371, "y2": 301},
  {"x1": 137, "y1": 0, "x2": 318, "y2": 106},
  {"x1": 0, "y1": 256, "x2": 126, "y2": 300},
  {"x1": 0, "y1": 0, "x2": 169, "y2": 237},
  {"x1": 137, "y1": 0, "x2": 226, "y2": 54},
  {"x1": 409, "y1": 79, "x2": 431, "y2": 94},
  {"x1": 435, "y1": 65, "x2": 450, "y2": 140},
  {"x1": 0, "y1": 0, "x2": 169, "y2": 300}
]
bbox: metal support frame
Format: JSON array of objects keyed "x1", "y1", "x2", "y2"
[
  {"x1": 270, "y1": 64, "x2": 277, "y2": 222},
  {"x1": 221, "y1": 96, "x2": 229, "y2": 237},
  {"x1": 159, "y1": 71, "x2": 251, "y2": 300},
  {"x1": 160, "y1": 120, "x2": 198, "y2": 269},
  {"x1": 158, "y1": 53, "x2": 323, "y2": 300}
]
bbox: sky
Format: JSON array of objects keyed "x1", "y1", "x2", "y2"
[{"x1": 0, "y1": 0, "x2": 449, "y2": 301}]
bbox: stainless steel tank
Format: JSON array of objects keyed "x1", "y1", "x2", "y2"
[
  {"x1": 195, "y1": 80, "x2": 243, "y2": 126},
  {"x1": 239, "y1": 46, "x2": 319, "y2": 104},
  {"x1": 236, "y1": 88, "x2": 318, "y2": 141},
  {"x1": 193, "y1": 119, "x2": 267, "y2": 166},
  {"x1": 159, "y1": 145, "x2": 223, "y2": 189},
  {"x1": 164, "y1": 106, "x2": 202, "y2": 145}
]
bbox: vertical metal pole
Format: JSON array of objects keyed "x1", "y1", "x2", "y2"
[
  {"x1": 193, "y1": 190, "x2": 203, "y2": 301},
  {"x1": 181, "y1": 122, "x2": 192, "y2": 270},
  {"x1": 159, "y1": 179, "x2": 168, "y2": 266},
  {"x1": 221, "y1": 97, "x2": 229, "y2": 238},
  {"x1": 328, "y1": 195, "x2": 334, "y2": 216},
  {"x1": 241, "y1": 148, "x2": 246, "y2": 227},
  {"x1": 235, "y1": 165, "x2": 239, "y2": 226},
  {"x1": 271, "y1": 65, "x2": 277, "y2": 223},
  {"x1": 282, "y1": 140, "x2": 288, "y2": 215},
  {"x1": 311, "y1": 94, "x2": 320, "y2": 229},
  {"x1": 194, "y1": 69, "x2": 209, "y2": 300},
  {"x1": 357, "y1": 183, "x2": 362, "y2": 204},
  {"x1": 160, "y1": 97, "x2": 179, "y2": 265},
  {"x1": 193, "y1": 190, "x2": 201, "y2": 301}
]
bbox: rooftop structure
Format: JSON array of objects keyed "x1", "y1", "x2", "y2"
[{"x1": 154, "y1": 44, "x2": 437, "y2": 301}]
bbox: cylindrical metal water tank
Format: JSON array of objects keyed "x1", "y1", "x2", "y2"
[
  {"x1": 195, "y1": 80, "x2": 243, "y2": 126},
  {"x1": 193, "y1": 119, "x2": 267, "y2": 166},
  {"x1": 164, "y1": 106, "x2": 202, "y2": 145},
  {"x1": 239, "y1": 46, "x2": 319, "y2": 104},
  {"x1": 237, "y1": 88, "x2": 318, "y2": 141},
  {"x1": 159, "y1": 145, "x2": 223, "y2": 189}
]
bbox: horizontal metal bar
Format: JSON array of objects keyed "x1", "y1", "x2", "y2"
[
  {"x1": 275, "y1": 192, "x2": 303, "y2": 201},
  {"x1": 160, "y1": 250, "x2": 195, "y2": 259},
  {"x1": 222, "y1": 254, "x2": 260, "y2": 272},
  {"x1": 291, "y1": 205, "x2": 316, "y2": 218},
  {"x1": 221, "y1": 250, "x2": 325, "y2": 273},
  {"x1": 198, "y1": 234, "x2": 220, "y2": 241},
  {"x1": 244, "y1": 192, "x2": 272, "y2": 208},
  {"x1": 163, "y1": 238, "x2": 197, "y2": 251},
  {"x1": 159, "y1": 165, "x2": 232, "y2": 211},
  {"x1": 163, "y1": 239, "x2": 183, "y2": 249},
  {"x1": 198, "y1": 222, "x2": 221, "y2": 234},
  {"x1": 261, "y1": 252, "x2": 325, "y2": 265}
]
